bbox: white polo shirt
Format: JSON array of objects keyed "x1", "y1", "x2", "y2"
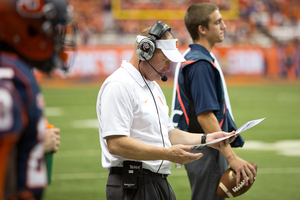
[{"x1": 96, "y1": 60, "x2": 174, "y2": 174}]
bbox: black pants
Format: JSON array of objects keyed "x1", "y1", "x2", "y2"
[{"x1": 106, "y1": 168, "x2": 176, "y2": 200}]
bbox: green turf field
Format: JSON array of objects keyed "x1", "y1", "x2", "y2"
[{"x1": 42, "y1": 84, "x2": 300, "y2": 200}]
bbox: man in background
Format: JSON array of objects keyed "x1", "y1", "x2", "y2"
[
  {"x1": 171, "y1": 3, "x2": 257, "y2": 200},
  {"x1": 0, "y1": 0, "x2": 76, "y2": 199}
]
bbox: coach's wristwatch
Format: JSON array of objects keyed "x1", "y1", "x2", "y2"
[{"x1": 201, "y1": 133, "x2": 207, "y2": 144}]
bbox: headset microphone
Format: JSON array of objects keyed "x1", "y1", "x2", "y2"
[
  {"x1": 161, "y1": 75, "x2": 168, "y2": 82},
  {"x1": 142, "y1": 56, "x2": 168, "y2": 82}
]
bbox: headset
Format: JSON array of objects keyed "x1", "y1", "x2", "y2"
[
  {"x1": 137, "y1": 21, "x2": 171, "y2": 82},
  {"x1": 136, "y1": 21, "x2": 171, "y2": 61}
]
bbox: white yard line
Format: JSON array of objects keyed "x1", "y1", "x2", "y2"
[
  {"x1": 241, "y1": 140, "x2": 300, "y2": 157},
  {"x1": 54, "y1": 149, "x2": 100, "y2": 158},
  {"x1": 45, "y1": 107, "x2": 64, "y2": 116},
  {"x1": 72, "y1": 119, "x2": 98, "y2": 129},
  {"x1": 52, "y1": 139, "x2": 300, "y2": 180},
  {"x1": 52, "y1": 167, "x2": 300, "y2": 180},
  {"x1": 56, "y1": 140, "x2": 300, "y2": 158},
  {"x1": 258, "y1": 168, "x2": 300, "y2": 174},
  {"x1": 52, "y1": 172, "x2": 108, "y2": 180}
]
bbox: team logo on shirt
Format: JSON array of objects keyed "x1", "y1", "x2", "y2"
[{"x1": 158, "y1": 96, "x2": 164, "y2": 105}]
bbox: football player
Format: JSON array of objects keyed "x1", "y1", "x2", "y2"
[{"x1": 0, "y1": 0, "x2": 76, "y2": 199}]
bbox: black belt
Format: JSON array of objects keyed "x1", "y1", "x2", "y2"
[{"x1": 110, "y1": 167, "x2": 168, "y2": 178}]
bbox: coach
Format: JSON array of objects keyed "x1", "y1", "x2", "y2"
[{"x1": 96, "y1": 21, "x2": 237, "y2": 200}]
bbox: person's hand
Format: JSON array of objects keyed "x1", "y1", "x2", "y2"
[
  {"x1": 167, "y1": 145, "x2": 203, "y2": 165},
  {"x1": 206, "y1": 131, "x2": 237, "y2": 150},
  {"x1": 228, "y1": 157, "x2": 257, "y2": 186},
  {"x1": 44, "y1": 128, "x2": 60, "y2": 153}
]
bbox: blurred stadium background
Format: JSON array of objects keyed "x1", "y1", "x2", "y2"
[
  {"x1": 40, "y1": 0, "x2": 300, "y2": 199},
  {"x1": 36, "y1": 0, "x2": 300, "y2": 80}
]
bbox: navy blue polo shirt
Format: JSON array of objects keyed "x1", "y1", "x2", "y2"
[{"x1": 184, "y1": 44, "x2": 220, "y2": 116}]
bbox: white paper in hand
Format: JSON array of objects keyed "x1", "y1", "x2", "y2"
[{"x1": 192, "y1": 117, "x2": 266, "y2": 150}]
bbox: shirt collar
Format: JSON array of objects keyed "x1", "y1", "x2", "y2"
[
  {"x1": 121, "y1": 60, "x2": 156, "y2": 89},
  {"x1": 188, "y1": 44, "x2": 215, "y2": 62}
]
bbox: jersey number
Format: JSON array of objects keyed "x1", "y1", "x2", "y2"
[
  {"x1": 0, "y1": 88, "x2": 13, "y2": 131},
  {"x1": 26, "y1": 117, "x2": 47, "y2": 188}
]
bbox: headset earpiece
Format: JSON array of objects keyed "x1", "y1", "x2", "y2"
[
  {"x1": 136, "y1": 38, "x2": 156, "y2": 61},
  {"x1": 136, "y1": 21, "x2": 171, "y2": 61}
]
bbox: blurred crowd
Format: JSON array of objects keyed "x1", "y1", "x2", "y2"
[{"x1": 70, "y1": 0, "x2": 300, "y2": 47}]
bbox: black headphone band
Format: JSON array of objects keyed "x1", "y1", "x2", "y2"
[
  {"x1": 148, "y1": 21, "x2": 171, "y2": 41},
  {"x1": 136, "y1": 21, "x2": 171, "y2": 61}
]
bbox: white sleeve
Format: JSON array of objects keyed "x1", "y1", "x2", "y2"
[{"x1": 97, "y1": 81, "x2": 134, "y2": 139}]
